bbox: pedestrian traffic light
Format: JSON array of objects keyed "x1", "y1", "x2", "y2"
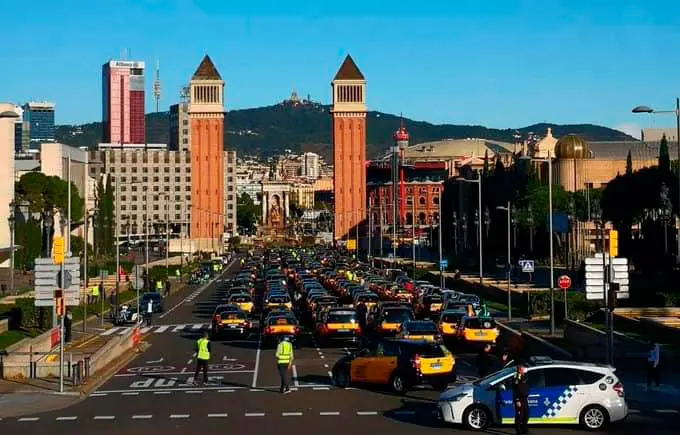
[
  {"x1": 52, "y1": 236, "x2": 65, "y2": 265},
  {"x1": 54, "y1": 289, "x2": 64, "y2": 317},
  {"x1": 609, "y1": 230, "x2": 618, "y2": 257}
]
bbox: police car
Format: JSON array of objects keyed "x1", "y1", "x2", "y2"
[{"x1": 437, "y1": 357, "x2": 628, "y2": 431}]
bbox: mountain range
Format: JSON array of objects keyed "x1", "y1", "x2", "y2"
[{"x1": 55, "y1": 103, "x2": 636, "y2": 161}]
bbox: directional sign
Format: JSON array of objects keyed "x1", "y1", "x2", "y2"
[
  {"x1": 584, "y1": 255, "x2": 629, "y2": 301},
  {"x1": 440, "y1": 259, "x2": 448, "y2": 270},
  {"x1": 34, "y1": 257, "x2": 81, "y2": 307},
  {"x1": 518, "y1": 259, "x2": 535, "y2": 273}
]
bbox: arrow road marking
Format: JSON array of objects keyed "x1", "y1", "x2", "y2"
[{"x1": 146, "y1": 358, "x2": 164, "y2": 364}]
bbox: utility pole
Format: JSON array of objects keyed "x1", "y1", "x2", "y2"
[
  {"x1": 145, "y1": 186, "x2": 149, "y2": 291},
  {"x1": 115, "y1": 176, "x2": 120, "y2": 316},
  {"x1": 438, "y1": 194, "x2": 443, "y2": 290},
  {"x1": 412, "y1": 194, "x2": 416, "y2": 281},
  {"x1": 368, "y1": 198, "x2": 372, "y2": 265},
  {"x1": 165, "y1": 195, "x2": 169, "y2": 276},
  {"x1": 83, "y1": 211, "x2": 88, "y2": 333}
]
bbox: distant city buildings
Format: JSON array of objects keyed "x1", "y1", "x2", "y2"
[
  {"x1": 20, "y1": 102, "x2": 56, "y2": 150},
  {"x1": 224, "y1": 150, "x2": 237, "y2": 237},
  {"x1": 302, "y1": 152, "x2": 320, "y2": 179},
  {"x1": 102, "y1": 60, "x2": 146, "y2": 144},
  {"x1": 0, "y1": 105, "x2": 19, "y2": 256},
  {"x1": 168, "y1": 86, "x2": 191, "y2": 151}
]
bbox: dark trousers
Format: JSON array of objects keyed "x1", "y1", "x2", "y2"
[
  {"x1": 145, "y1": 313, "x2": 153, "y2": 327},
  {"x1": 194, "y1": 359, "x2": 209, "y2": 383},
  {"x1": 277, "y1": 363, "x2": 290, "y2": 392},
  {"x1": 647, "y1": 362, "x2": 660, "y2": 387},
  {"x1": 514, "y1": 399, "x2": 529, "y2": 435}
]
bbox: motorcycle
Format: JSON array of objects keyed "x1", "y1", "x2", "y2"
[{"x1": 114, "y1": 304, "x2": 139, "y2": 326}]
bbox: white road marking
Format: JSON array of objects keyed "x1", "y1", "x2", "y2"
[
  {"x1": 187, "y1": 359, "x2": 193, "y2": 365},
  {"x1": 132, "y1": 415, "x2": 153, "y2": 420},
  {"x1": 172, "y1": 324, "x2": 187, "y2": 332},
  {"x1": 249, "y1": 388, "x2": 264, "y2": 392},
  {"x1": 219, "y1": 389, "x2": 236, "y2": 393},
  {"x1": 319, "y1": 411, "x2": 340, "y2": 416},
  {"x1": 208, "y1": 413, "x2": 228, "y2": 418},
  {"x1": 357, "y1": 411, "x2": 378, "y2": 416},
  {"x1": 655, "y1": 409, "x2": 679, "y2": 414},
  {"x1": 282, "y1": 412, "x2": 303, "y2": 416},
  {"x1": 90, "y1": 393, "x2": 108, "y2": 397},
  {"x1": 192, "y1": 324, "x2": 203, "y2": 330},
  {"x1": 327, "y1": 370, "x2": 333, "y2": 381},
  {"x1": 320, "y1": 355, "x2": 325, "y2": 359},
  {"x1": 154, "y1": 325, "x2": 170, "y2": 333},
  {"x1": 313, "y1": 387, "x2": 329, "y2": 390},
  {"x1": 185, "y1": 390, "x2": 203, "y2": 394},
  {"x1": 94, "y1": 386, "x2": 248, "y2": 394},
  {"x1": 146, "y1": 357, "x2": 164, "y2": 364},
  {"x1": 114, "y1": 369, "x2": 253, "y2": 377},
  {"x1": 141, "y1": 327, "x2": 153, "y2": 333},
  {"x1": 18, "y1": 417, "x2": 39, "y2": 422},
  {"x1": 192, "y1": 352, "x2": 197, "y2": 357},
  {"x1": 159, "y1": 263, "x2": 232, "y2": 319},
  {"x1": 121, "y1": 392, "x2": 139, "y2": 396},
  {"x1": 56, "y1": 416, "x2": 78, "y2": 421},
  {"x1": 93, "y1": 416, "x2": 115, "y2": 420},
  {"x1": 324, "y1": 364, "x2": 329, "y2": 368},
  {"x1": 170, "y1": 414, "x2": 190, "y2": 419},
  {"x1": 118, "y1": 327, "x2": 132, "y2": 335},
  {"x1": 292, "y1": 364, "x2": 299, "y2": 387},
  {"x1": 251, "y1": 334, "x2": 262, "y2": 388},
  {"x1": 101, "y1": 327, "x2": 121, "y2": 336},
  {"x1": 154, "y1": 391, "x2": 172, "y2": 395},
  {"x1": 245, "y1": 413, "x2": 265, "y2": 417}
]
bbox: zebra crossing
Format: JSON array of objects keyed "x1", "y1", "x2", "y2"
[{"x1": 100, "y1": 323, "x2": 212, "y2": 336}]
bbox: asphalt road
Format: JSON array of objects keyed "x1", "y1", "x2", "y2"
[{"x1": 1, "y1": 259, "x2": 678, "y2": 435}]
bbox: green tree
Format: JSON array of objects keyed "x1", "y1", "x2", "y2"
[
  {"x1": 93, "y1": 177, "x2": 105, "y2": 256},
  {"x1": 237, "y1": 193, "x2": 261, "y2": 232},
  {"x1": 14, "y1": 218, "x2": 41, "y2": 270},
  {"x1": 514, "y1": 183, "x2": 570, "y2": 230},
  {"x1": 625, "y1": 149, "x2": 633, "y2": 175},
  {"x1": 103, "y1": 176, "x2": 115, "y2": 255},
  {"x1": 659, "y1": 134, "x2": 670, "y2": 172}
]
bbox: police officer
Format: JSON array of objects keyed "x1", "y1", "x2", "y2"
[
  {"x1": 193, "y1": 331, "x2": 211, "y2": 386},
  {"x1": 275, "y1": 335, "x2": 294, "y2": 394},
  {"x1": 512, "y1": 364, "x2": 529, "y2": 435}
]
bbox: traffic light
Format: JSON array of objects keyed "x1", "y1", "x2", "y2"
[
  {"x1": 52, "y1": 236, "x2": 65, "y2": 264},
  {"x1": 609, "y1": 230, "x2": 618, "y2": 257},
  {"x1": 54, "y1": 289, "x2": 64, "y2": 317}
]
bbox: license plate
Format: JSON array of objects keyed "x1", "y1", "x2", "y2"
[
  {"x1": 337, "y1": 329, "x2": 349, "y2": 333},
  {"x1": 475, "y1": 331, "x2": 485, "y2": 336},
  {"x1": 431, "y1": 363, "x2": 442, "y2": 369},
  {"x1": 228, "y1": 324, "x2": 239, "y2": 328}
]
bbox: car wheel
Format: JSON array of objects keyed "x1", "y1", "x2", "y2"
[
  {"x1": 462, "y1": 405, "x2": 490, "y2": 431},
  {"x1": 390, "y1": 373, "x2": 407, "y2": 395},
  {"x1": 333, "y1": 368, "x2": 350, "y2": 388},
  {"x1": 580, "y1": 405, "x2": 609, "y2": 431}
]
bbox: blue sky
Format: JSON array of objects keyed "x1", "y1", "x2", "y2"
[{"x1": 1, "y1": 0, "x2": 679, "y2": 137}]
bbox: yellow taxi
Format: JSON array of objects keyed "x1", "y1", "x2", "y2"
[
  {"x1": 437, "y1": 309, "x2": 466, "y2": 338},
  {"x1": 331, "y1": 339, "x2": 455, "y2": 394},
  {"x1": 228, "y1": 293, "x2": 254, "y2": 315},
  {"x1": 211, "y1": 307, "x2": 251, "y2": 339},
  {"x1": 354, "y1": 293, "x2": 378, "y2": 311},
  {"x1": 396, "y1": 320, "x2": 441, "y2": 342},
  {"x1": 456, "y1": 315, "x2": 499, "y2": 345},
  {"x1": 415, "y1": 294, "x2": 444, "y2": 318},
  {"x1": 374, "y1": 306, "x2": 415, "y2": 336},
  {"x1": 264, "y1": 294, "x2": 293, "y2": 311},
  {"x1": 315, "y1": 308, "x2": 362, "y2": 345},
  {"x1": 263, "y1": 315, "x2": 300, "y2": 346}
]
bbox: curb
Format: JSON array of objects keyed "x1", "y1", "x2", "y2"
[{"x1": 77, "y1": 342, "x2": 151, "y2": 397}]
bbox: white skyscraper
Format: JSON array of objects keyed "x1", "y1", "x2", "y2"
[{"x1": 302, "y1": 152, "x2": 320, "y2": 179}]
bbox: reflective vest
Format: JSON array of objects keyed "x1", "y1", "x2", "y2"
[
  {"x1": 276, "y1": 341, "x2": 293, "y2": 364},
  {"x1": 197, "y1": 338, "x2": 210, "y2": 361},
  {"x1": 91, "y1": 285, "x2": 99, "y2": 296},
  {"x1": 156, "y1": 281, "x2": 163, "y2": 290}
]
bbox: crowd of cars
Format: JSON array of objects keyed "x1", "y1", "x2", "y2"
[{"x1": 207, "y1": 248, "x2": 628, "y2": 432}]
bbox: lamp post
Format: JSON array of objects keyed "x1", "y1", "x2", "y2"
[
  {"x1": 497, "y1": 201, "x2": 512, "y2": 320},
  {"x1": 521, "y1": 155, "x2": 556, "y2": 335},
  {"x1": 633, "y1": 99, "x2": 680, "y2": 261},
  {"x1": 8, "y1": 201, "x2": 15, "y2": 295},
  {"x1": 457, "y1": 172, "x2": 483, "y2": 283}
]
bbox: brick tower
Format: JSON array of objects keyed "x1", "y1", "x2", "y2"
[
  {"x1": 331, "y1": 55, "x2": 367, "y2": 242},
  {"x1": 188, "y1": 55, "x2": 224, "y2": 251}
]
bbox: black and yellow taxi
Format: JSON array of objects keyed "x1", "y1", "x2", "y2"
[
  {"x1": 211, "y1": 305, "x2": 251, "y2": 339},
  {"x1": 354, "y1": 292, "x2": 379, "y2": 311},
  {"x1": 263, "y1": 315, "x2": 301, "y2": 346},
  {"x1": 456, "y1": 315, "x2": 499, "y2": 345},
  {"x1": 264, "y1": 293, "x2": 293, "y2": 311},
  {"x1": 315, "y1": 307, "x2": 362, "y2": 345},
  {"x1": 331, "y1": 338, "x2": 455, "y2": 394},
  {"x1": 396, "y1": 320, "x2": 441, "y2": 342},
  {"x1": 228, "y1": 293, "x2": 254, "y2": 315},
  {"x1": 414, "y1": 293, "x2": 444, "y2": 319},
  {"x1": 373, "y1": 306, "x2": 415, "y2": 336},
  {"x1": 437, "y1": 309, "x2": 466, "y2": 338}
]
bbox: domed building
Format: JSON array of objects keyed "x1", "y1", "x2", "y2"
[{"x1": 554, "y1": 134, "x2": 591, "y2": 192}]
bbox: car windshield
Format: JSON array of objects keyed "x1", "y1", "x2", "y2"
[
  {"x1": 441, "y1": 312, "x2": 464, "y2": 323},
  {"x1": 406, "y1": 322, "x2": 437, "y2": 333},
  {"x1": 383, "y1": 310, "x2": 414, "y2": 323},
  {"x1": 327, "y1": 313, "x2": 357, "y2": 324},
  {"x1": 465, "y1": 318, "x2": 495, "y2": 329},
  {"x1": 410, "y1": 343, "x2": 447, "y2": 358},
  {"x1": 269, "y1": 296, "x2": 290, "y2": 303},
  {"x1": 230, "y1": 295, "x2": 251, "y2": 303},
  {"x1": 473, "y1": 367, "x2": 515, "y2": 387},
  {"x1": 220, "y1": 311, "x2": 246, "y2": 320},
  {"x1": 425, "y1": 296, "x2": 443, "y2": 303},
  {"x1": 269, "y1": 316, "x2": 296, "y2": 326}
]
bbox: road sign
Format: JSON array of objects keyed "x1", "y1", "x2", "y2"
[
  {"x1": 558, "y1": 275, "x2": 572, "y2": 290},
  {"x1": 440, "y1": 259, "x2": 448, "y2": 270},
  {"x1": 34, "y1": 257, "x2": 81, "y2": 307},
  {"x1": 52, "y1": 237, "x2": 65, "y2": 265},
  {"x1": 584, "y1": 255, "x2": 629, "y2": 301},
  {"x1": 347, "y1": 239, "x2": 356, "y2": 251},
  {"x1": 518, "y1": 259, "x2": 535, "y2": 273}
]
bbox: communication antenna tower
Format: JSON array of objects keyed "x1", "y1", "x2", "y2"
[{"x1": 153, "y1": 59, "x2": 161, "y2": 112}]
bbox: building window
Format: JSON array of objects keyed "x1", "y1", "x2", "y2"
[
  {"x1": 131, "y1": 186, "x2": 137, "y2": 192},
  {"x1": 120, "y1": 186, "x2": 127, "y2": 192},
  {"x1": 121, "y1": 196, "x2": 127, "y2": 201},
  {"x1": 131, "y1": 205, "x2": 137, "y2": 211},
  {"x1": 153, "y1": 176, "x2": 159, "y2": 182},
  {"x1": 433, "y1": 196, "x2": 439, "y2": 205},
  {"x1": 121, "y1": 205, "x2": 127, "y2": 211},
  {"x1": 154, "y1": 214, "x2": 159, "y2": 220},
  {"x1": 419, "y1": 197, "x2": 426, "y2": 206},
  {"x1": 153, "y1": 204, "x2": 159, "y2": 210},
  {"x1": 164, "y1": 167, "x2": 170, "y2": 173},
  {"x1": 131, "y1": 196, "x2": 138, "y2": 201},
  {"x1": 110, "y1": 167, "x2": 116, "y2": 173},
  {"x1": 175, "y1": 176, "x2": 180, "y2": 182},
  {"x1": 164, "y1": 177, "x2": 170, "y2": 182},
  {"x1": 175, "y1": 186, "x2": 181, "y2": 191},
  {"x1": 175, "y1": 167, "x2": 181, "y2": 173},
  {"x1": 120, "y1": 167, "x2": 126, "y2": 173},
  {"x1": 153, "y1": 186, "x2": 159, "y2": 192},
  {"x1": 175, "y1": 204, "x2": 181, "y2": 210},
  {"x1": 153, "y1": 167, "x2": 159, "y2": 173},
  {"x1": 164, "y1": 186, "x2": 170, "y2": 192},
  {"x1": 142, "y1": 176, "x2": 148, "y2": 182}
]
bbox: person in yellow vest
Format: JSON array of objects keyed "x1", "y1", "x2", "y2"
[
  {"x1": 275, "y1": 335, "x2": 294, "y2": 394},
  {"x1": 193, "y1": 331, "x2": 211, "y2": 386}
]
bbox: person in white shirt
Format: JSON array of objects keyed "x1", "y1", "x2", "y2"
[
  {"x1": 647, "y1": 341, "x2": 660, "y2": 389},
  {"x1": 145, "y1": 300, "x2": 154, "y2": 327}
]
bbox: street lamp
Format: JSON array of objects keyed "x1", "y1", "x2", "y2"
[
  {"x1": 497, "y1": 201, "x2": 512, "y2": 321},
  {"x1": 456, "y1": 172, "x2": 483, "y2": 283},
  {"x1": 8, "y1": 201, "x2": 15, "y2": 295},
  {"x1": 520, "y1": 154, "x2": 556, "y2": 335},
  {"x1": 632, "y1": 99, "x2": 680, "y2": 261}
]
